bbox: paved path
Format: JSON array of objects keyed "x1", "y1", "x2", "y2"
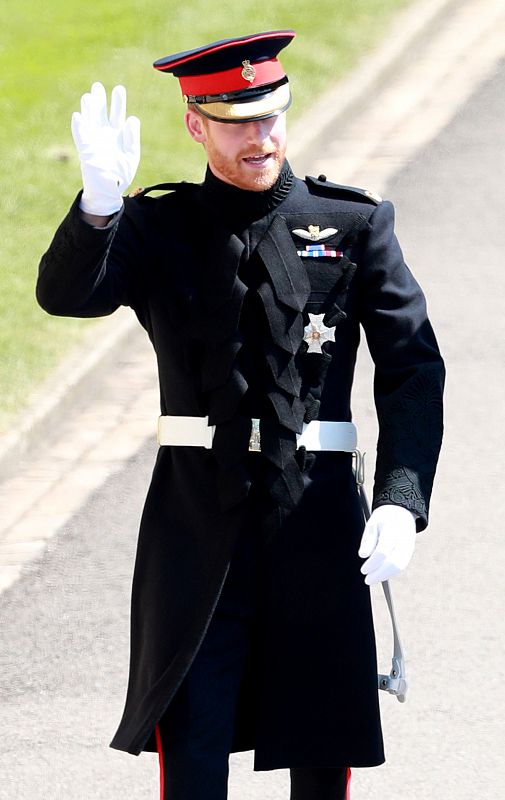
[
  {"x1": 1, "y1": 1, "x2": 504, "y2": 797},
  {"x1": 347, "y1": 49, "x2": 505, "y2": 800}
]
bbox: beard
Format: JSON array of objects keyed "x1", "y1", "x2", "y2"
[{"x1": 205, "y1": 136, "x2": 287, "y2": 192}]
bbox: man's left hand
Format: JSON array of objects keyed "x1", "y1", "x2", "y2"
[{"x1": 358, "y1": 505, "x2": 416, "y2": 585}]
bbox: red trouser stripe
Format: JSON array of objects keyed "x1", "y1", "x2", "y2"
[
  {"x1": 345, "y1": 767, "x2": 352, "y2": 799},
  {"x1": 155, "y1": 723, "x2": 165, "y2": 800}
]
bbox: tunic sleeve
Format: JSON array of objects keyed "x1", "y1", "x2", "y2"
[
  {"x1": 358, "y1": 199, "x2": 445, "y2": 531},
  {"x1": 36, "y1": 192, "x2": 142, "y2": 318}
]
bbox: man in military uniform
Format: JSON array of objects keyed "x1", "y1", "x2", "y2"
[{"x1": 37, "y1": 30, "x2": 444, "y2": 800}]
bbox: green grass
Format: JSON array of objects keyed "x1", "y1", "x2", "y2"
[{"x1": 0, "y1": 0, "x2": 411, "y2": 430}]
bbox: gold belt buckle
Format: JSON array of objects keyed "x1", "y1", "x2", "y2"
[{"x1": 249, "y1": 418, "x2": 261, "y2": 452}]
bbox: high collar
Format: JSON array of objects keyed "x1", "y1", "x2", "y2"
[{"x1": 200, "y1": 159, "x2": 294, "y2": 226}]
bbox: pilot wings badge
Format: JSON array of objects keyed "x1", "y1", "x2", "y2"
[{"x1": 292, "y1": 225, "x2": 339, "y2": 241}]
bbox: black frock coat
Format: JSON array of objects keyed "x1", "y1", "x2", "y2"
[{"x1": 36, "y1": 163, "x2": 445, "y2": 770}]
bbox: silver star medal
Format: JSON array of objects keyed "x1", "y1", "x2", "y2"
[{"x1": 303, "y1": 314, "x2": 336, "y2": 354}]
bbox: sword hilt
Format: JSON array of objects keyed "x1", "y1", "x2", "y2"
[{"x1": 378, "y1": 656, "x2": 407, "y2": 703}]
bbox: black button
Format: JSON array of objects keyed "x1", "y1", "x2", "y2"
[{"x1": 318, "y1": 174, "x2": 327, "y2": 182}]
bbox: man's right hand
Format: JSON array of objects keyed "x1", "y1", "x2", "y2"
[{"x1": 71, "y1": 82, "x2": 141, "y2": 217}]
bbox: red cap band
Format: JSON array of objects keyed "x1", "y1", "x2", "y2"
[{"x1": 179, "y1": 58, "x2": 284, "y2": 97}]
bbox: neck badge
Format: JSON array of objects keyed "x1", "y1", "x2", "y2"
[{"x1": 303, "y1": 313, "x2": 336, "y2": 353}]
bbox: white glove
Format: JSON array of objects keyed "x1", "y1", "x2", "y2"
[
  {"x1": 71, "y1": 82, "x2": 141, "y2": 216},
  {"x1": 358, "y1": 504, "x2": 416, "y2": 585}
]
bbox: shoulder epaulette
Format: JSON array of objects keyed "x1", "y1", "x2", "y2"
[
  {"x1": 127, "y1": 181, "x2": 200, "y2": 199},
  {"x1": 305, "y1": 174, "x2": 382, "y2": 205}
]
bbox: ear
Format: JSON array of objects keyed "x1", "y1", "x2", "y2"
[{"x1": 184, "y1": 107, "x2": 207, "y2": 143}]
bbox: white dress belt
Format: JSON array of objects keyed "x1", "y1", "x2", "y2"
[{"x1": 157, "y1": 415, "x2": 357, "y2": 452}]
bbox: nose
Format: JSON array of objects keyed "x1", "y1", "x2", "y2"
[{"x1": 243, "y1": 118, "x2": 274, "y2": 143}]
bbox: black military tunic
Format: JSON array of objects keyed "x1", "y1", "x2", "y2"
[{"x1": 37, "y1": 160, "x2": 444, "y2": 769}]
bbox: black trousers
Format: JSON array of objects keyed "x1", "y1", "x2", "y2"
[{"x1": 155, "y1": 525, "x2": 351, "y2": 800}]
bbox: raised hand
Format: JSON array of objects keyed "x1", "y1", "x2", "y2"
[{"x1": 71, "y1": 82, "x2": 141, "y2": 216}]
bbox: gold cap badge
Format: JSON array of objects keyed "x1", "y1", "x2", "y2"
[{"x1": 241, "y1": 60, "x2": 256, "y2": 83}]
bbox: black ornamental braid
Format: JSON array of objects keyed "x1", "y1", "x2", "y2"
[
  {"x1": 252, "y1": 215, "x2": 311, "y2": 510},
  {"x1": 189, "y1": 162, "x2": 298, "y2": 513}
]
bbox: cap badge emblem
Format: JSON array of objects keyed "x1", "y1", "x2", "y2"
[{"x1": 241, "y1": 60, "x2": 256, "y2": 83}]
